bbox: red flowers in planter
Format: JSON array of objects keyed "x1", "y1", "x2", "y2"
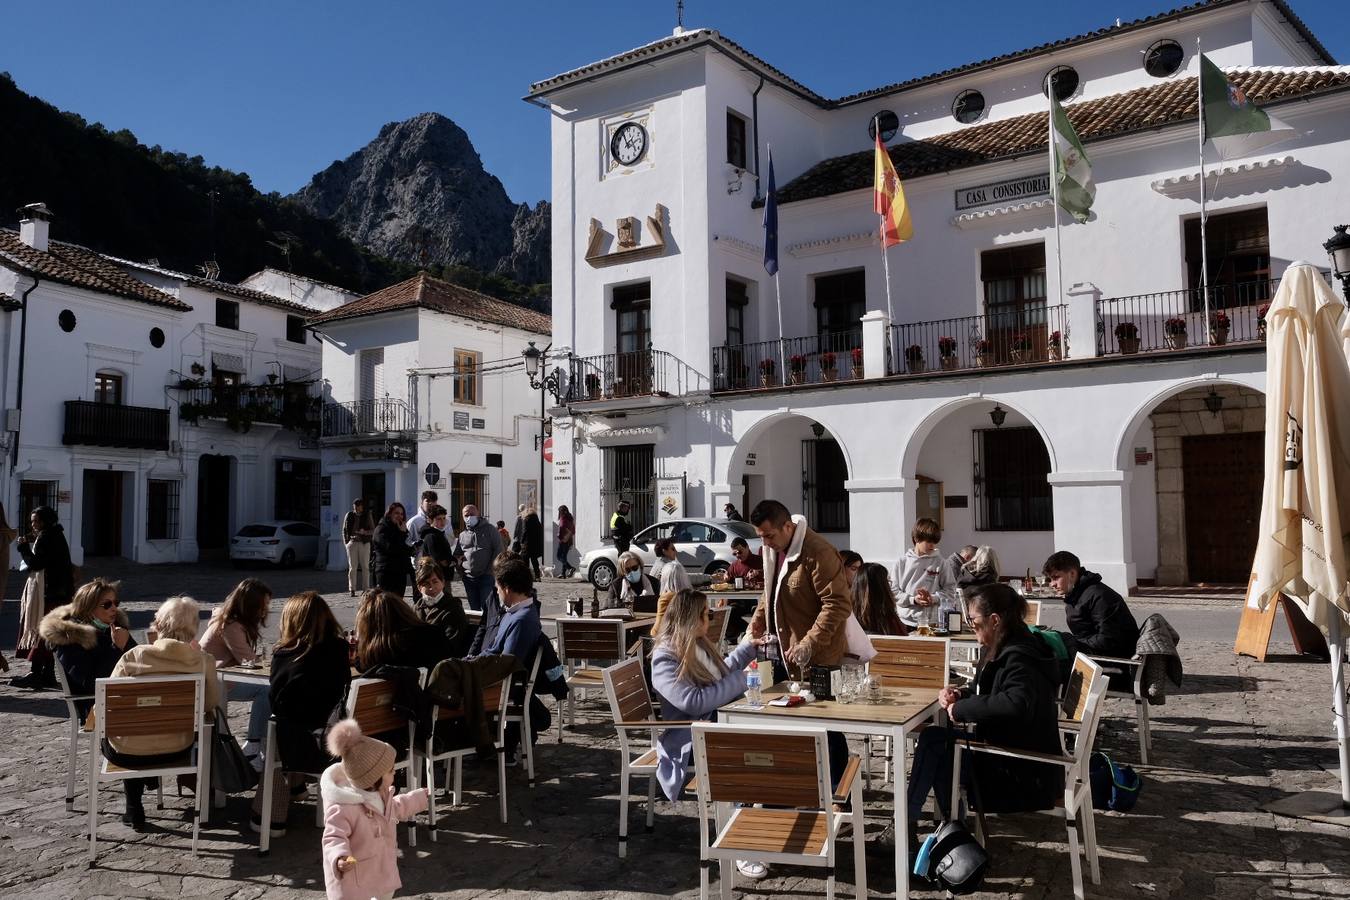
[
  {"x1": 851, "y1": 347, "x2": 863, "y2": 365},
  {"x1": 1164, "y1": 317, "x2": 1187, "y2": 336},
  {"x1": 758, "y1": 358, "x2": 776, "y2": 374},
  {"x1": 820, "y1": 351, "x2": 837, "y2": 369},
  {"x1": 937, "y1": 336, "x2": 957, "y2": 357}
]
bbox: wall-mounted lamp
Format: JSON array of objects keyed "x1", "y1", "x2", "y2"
[
  {"x1": 989, "y1": 404, "x2": 1007, "y2": 428},
  {"x1": 811, "y1": 421, "x2": 825, "y2": 438},
  {"x1": 1204, "y1": 389, "x2": 1224, "y2": 417}
]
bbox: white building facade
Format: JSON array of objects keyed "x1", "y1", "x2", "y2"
[
  {"x1": 529, "y1": 0, "x2": 1350, "y2": 592},
  {"x1": 308, "y1": 273, "x2": 552, "y2": 568},
  {"x1": 0, "y1": 206, "x2": 325, "y2": 565}
]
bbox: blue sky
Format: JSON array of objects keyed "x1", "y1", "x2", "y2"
[{"x1": 4, "y1": 1, "x2": 1345, "y2": 206}]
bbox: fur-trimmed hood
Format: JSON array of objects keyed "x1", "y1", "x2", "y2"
[
  {"x1": 39, "y1": 602, "x2": 130, "y2": 649},
  {"x1": 320, "y1": 762, "x2": 385, "y2": 815}
]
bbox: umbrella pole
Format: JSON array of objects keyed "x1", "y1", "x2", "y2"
[{"x1": 1330, "y1": 611, "x2": 1350, "y2": 807}]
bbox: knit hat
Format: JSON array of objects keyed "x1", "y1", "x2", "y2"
[{"x1": 326, "y1": 719, "x2": 395, "y2": 791}]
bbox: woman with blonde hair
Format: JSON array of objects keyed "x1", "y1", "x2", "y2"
[{"x1": 605, "y1": 551, "x2": 656, "y2": 608}]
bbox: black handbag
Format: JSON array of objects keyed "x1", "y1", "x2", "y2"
[
  {"x1": 913, "y1": 730, "x2": 990, "y2": 894},
  {"x1": 209, "y1": 708, "x2": 258, "y2": 794}
]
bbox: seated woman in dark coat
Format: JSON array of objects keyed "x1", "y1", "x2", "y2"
[
  {"x1": 605, "y1": 551, "x2": 658, "y2": 608},
  {"x1": 906, "y1": 582, "x2": 1064, "y2": 842},
  {"x1": 356, "y1": 588, "x2": 455, "y2": 673},
  {"x1": 39, "y1": 578, "x2": 135, "y2": 717}
]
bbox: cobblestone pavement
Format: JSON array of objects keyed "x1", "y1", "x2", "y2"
[{"x1": 1, "y1": 561, "x2": 1347, "y2": 898}]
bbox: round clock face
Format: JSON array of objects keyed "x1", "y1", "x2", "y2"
[{"x1": 610, "y1": 122, "x2": 648, "y2": 166}]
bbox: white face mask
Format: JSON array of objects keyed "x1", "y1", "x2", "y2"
[{"x1": 465, "y1": 515, "x2": 480, "y2": 528}]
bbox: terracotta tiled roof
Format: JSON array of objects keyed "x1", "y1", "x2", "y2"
[
  {"x1": 309, "y1": 271, "x2": 551, "y2": 334},
  {"x1": 99, "y1": 254, "x2": 320, "y2": 315},
  {"x1": 0, "y1": 232, "x2": 191, "y2": 310},
  {"x1": 527, "y1": 2, "x2": 1334, "y2": 106},
  {"x1": 776, "y1": 67, "x2": 1350, "y2": 205}
]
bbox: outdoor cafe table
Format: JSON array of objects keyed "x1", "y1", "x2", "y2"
[{"x1": 719, "y1": 682, "x2": 940, "y2": 899}]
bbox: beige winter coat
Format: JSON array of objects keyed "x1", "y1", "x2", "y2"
[
  {"x1": 108, "y1": 639, "x2": 222, "y2": 756},
  {"x1": 748, "y1": 516, "x2": 852, "y2": 668}
]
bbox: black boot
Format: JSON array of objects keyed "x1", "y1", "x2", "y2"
[{"x1": 122, "y1": 780, "x2": 148, "y2": 831}]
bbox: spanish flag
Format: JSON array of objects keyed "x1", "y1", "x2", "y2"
[{"x1": 873, "y1": 133, "x2": 913, "y2": 246}]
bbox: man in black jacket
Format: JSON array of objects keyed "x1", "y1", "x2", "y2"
[{"x1": 1043, "y1": 550, "x2": 1139, "y2": 658}]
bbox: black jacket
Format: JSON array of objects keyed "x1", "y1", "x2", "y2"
[
  {"x1": 39, "y1": 603, "x2": 135, "y2": 717},
  {"x1": 371, "y1": 518, "x2": 414, "y2": 591},
  {"x1": 415, "y1": 591, "x2": 473, "y2": 659},
  {"x1": 1063, "y1": 570, "x2": 1139, "y2": 658},
  {"x1": 606, "y1": 572, "x2": 658, "y2": 608},
  {"x1": 419, "y1": 527, "x2": 456, "y2": 577},
  {"x1": 269, "y1": 636, "x2": 351, "y2": 773},
  {"x1": 524, "y1": 513, "x2": 544, "y2": 557},
  {"x1": 19, "y1": 524, "x2": 74, "y2": 608},
  {"x1": 359, "y1": 622, "x2": 456, "y2": 674},
  {"x1": 952, "y1": 630, "x2": 1065, "y2": 813}
]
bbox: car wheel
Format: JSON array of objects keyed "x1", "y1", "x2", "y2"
[
  {"x1": 589, "y1": 559, "x2": 618, "y2": 591},
  {"x1": 280, "y1": 549, "x2": 296, "y2": 569},
  {"x1": 705, "y1": 561, "x2": 730, "y2": 578}
]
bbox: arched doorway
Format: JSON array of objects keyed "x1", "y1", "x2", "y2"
[
  {"x1": 903, "y1": 398, "x2": 1057, "y2": 580},
  {"x1": 1122, "y1": 383, "x2": 1265, "y2": 585},
  {"x1": 729, "y1": 413, "x2": 852, "y2": 541}
]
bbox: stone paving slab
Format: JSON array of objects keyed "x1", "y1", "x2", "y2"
[{"x1": 1, "y1": 561, "x2": 1347, "y2": 898}]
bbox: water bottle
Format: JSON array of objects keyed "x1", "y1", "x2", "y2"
[{"x1": 745, "y1": 660, "x2": 763, "y2": 708}]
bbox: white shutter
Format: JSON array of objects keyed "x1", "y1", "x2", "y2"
[{"x1": 358, "y1": 348, "x2": 385, "y2": 402}]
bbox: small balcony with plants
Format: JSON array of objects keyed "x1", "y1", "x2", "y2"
[{"x1": 174, "y1": 373, "x2": 320, "y2": 436}]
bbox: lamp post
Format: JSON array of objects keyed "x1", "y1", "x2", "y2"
[
  {"x1": 1325, "y1": 224, "x2": 1350, "y2": 301},
  {"x1": 522, "y1": 341, "x2": 565, "y2": 532}
]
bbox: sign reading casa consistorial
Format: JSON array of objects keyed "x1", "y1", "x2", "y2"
[{"x1": 954, "y1": 174, "x2": 1051, "y2": 210}]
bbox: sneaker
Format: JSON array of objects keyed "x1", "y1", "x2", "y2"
[
  {"x1": 735, "y1": 860, "x2": 769, "y2": 879},
  {"x1": 249, "y1": 814, "x2": 286, "y2": 837}
]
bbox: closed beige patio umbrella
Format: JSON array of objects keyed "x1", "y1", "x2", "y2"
[{"x1": 1251, "y1": 261, "x2": 1350, "y2": 817}]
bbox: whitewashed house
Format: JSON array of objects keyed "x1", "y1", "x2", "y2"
[
  {"x1": 528, "y1": 0, "x2": 1350, "y2": 592},
  {"x1": 0, "y1": 204, "x2": 325, "y2": 564},
  {"x1": 308, "y1": 272, "x2": 552, "y2": 568}
]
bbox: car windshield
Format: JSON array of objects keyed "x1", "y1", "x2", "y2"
[
  {"x1": 238, "y1": 525, "x2": 277, "y2": 538},
  {"x1": 722, "y1": 521, "x2": 758, "y2": 539}
]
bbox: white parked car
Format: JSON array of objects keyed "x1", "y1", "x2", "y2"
[
  {"x1": 230, "y1": 520, "x2": 321, "y2": 568},
  {"x1": 578, "y1": 518, "x2": 762, "y2": 589}
]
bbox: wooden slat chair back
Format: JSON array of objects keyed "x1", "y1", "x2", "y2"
[
  {"x1": 867, "y1": 635, "x2": 950, "y2": 690},
  {"x1": 1061, "y1": 655, "x2": 1094, "y2": 724},
  {"x1": 699, "y1": 729, "x2": 828, "y2": 809},
  {"x1": 425, "y1": 675, "x2": 512, "y2": 832},
  {"x1": 89, "y1": 675, "x2": 208, "y2": 864},
  {"x1": 1024, "y1": 599, "x2": 1043, "y2": 626},
  {"x1": 608, "y1": 656, "x2": 655, "y2": 724},
  {"x1": 345, "y1": 678, "x2": 419, "y2": 847},
  {"x1": 557, "y1": 619, "x2": 627, "y2": 743}
]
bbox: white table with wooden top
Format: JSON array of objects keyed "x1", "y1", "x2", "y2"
[{"x1": 720, "y1": 682, "x2": 939, "y2": 899}]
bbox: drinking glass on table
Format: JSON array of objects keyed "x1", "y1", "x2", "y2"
[{"x1": 1010, "y1": 579, "x2": 1025, "y2": 595}]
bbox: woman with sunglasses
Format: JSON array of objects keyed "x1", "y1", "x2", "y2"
[{"x1": 38, "y1": 578, "x2": 134, "y2": 718}]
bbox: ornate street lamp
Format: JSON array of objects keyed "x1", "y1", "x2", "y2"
[
  {"x1": 522, "y1": 341, "x2": 564, "y2": 403},
  {"x1": 1325, "y1": 224, "x2": 1350, "y2": 299},
  {"x1": 989, "y1": 404, "x2": 1007, "y2": 428}
]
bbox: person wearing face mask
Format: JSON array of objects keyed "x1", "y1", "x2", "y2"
[
  {"x1": 39, "y1": 578, "x2": 135, "y2": 719},
  {"x1": 413, "y1": 560, "x2": 472, "y2": 659},
  {"x1": 606, "y1": 552, "x2": 657, "y2": 608},
  {"x1": 453, "y1": 504, "x2": 502, "y2": 613}
]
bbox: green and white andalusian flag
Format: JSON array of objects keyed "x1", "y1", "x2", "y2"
[
  {"x1": 1050, "y1": 93, "x2": 1094, "y2": 224},
  {"x1": 1200, "y1": 53, "x2": 1296, "y2": 159}
]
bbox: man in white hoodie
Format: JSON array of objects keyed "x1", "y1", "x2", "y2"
[{"x1": 892, "y1": 517, "x2": 958, "y2": 631}]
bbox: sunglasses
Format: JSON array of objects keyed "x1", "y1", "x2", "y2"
[{"x1": 99, "y1": 599, "x2": 121, "y2": 610}]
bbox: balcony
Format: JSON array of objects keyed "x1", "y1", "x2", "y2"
[
  {"x1": 63, "y1": 400, "x2": 169, "y2": 451},
  {"x1": 888, "y1": 306, "x2": 1072, "y2": 376},
  {"x1": 321, "y1": 398, "x2": 415, "y2": 439},
  {"x1": 566, "y1": 350, "x2": 706, "y2": 404},
  {"x1": 1096, "y1": 279, "x2": 1274, "y2": 355},
  {"x1": 712, "y1": 332, "x2": 861, "y2": 391},
  {"x1": 177, "y1": 384, "x2": 320, "y2": 435}
]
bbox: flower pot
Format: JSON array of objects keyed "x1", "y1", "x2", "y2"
[
  {"x1": 760, "y1": 373, "x2": 777, "y2": 388},
  {"x1": 1048, "y1": 345, "x2": 1063, "y2": 361},
  {"x1": 821, "y1": 368, "x2": 837, "y2": 382},
  {"x1": 1166, "y1": 333, "x2": 1187, "y2": 350},
  {"x1": 788, "y1": 370, "x2": 805, "y2": 385},
  {"x1": 1212, "y1": 325, "x2": 1229, "y2": 346},
  {"x1": 939, "y1": 355, "x2": 958, "y2": 371},
  {"x1": 976, "y1": 353, "x2": 991, "y2": 368},
  {"x1": 1119, "y1": 337, "x2": 1141, "y2": 355},
  {"x1": 1011, "y1": 349, "x2": 1029, "y2": 363},
  {"x1": 1257, "y1": 321, "x2": 1267, "y2": 341},
  {"x1": 907, "y1": 359, "x2": 925, "y2": 374},
  {"x1": 850, "y1": 363, "x2": 864, "y2": 380}
]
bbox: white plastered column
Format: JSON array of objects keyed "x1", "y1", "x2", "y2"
[{"x1": 1047, "y1": 469, "x2": 1134, "y2": 594}]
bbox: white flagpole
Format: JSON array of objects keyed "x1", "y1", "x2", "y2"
[
  {"x1": 775, "y1": 271, "x2": 786, "y2": 378},
  {"x1": 876, "y1": 116, "x2": 896, "y2": 371},
  {"x1": 1198, "y1": 39, "x2": 1213, "y2": 346},
  {"x1": 1049, "y1": 96, "x2": 1066, "y2": 320}
]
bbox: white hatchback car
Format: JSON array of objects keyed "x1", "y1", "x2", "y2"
[
  {"x1": 229, "y1": 520, "x2": 321, "y2": 568},
  {"x1": 578, "y1": 518, "x2": 762, "y2": 589}
]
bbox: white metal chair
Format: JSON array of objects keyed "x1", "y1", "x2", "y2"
[
  {"x1": 863, "y1": 634, "x2": 950, "y2": 785},
  {"x1": 556, "y1": 618, "x2": 629, "y2": 741},
  {"x1": 503, "y1": 650, "x2": 543, "y2": 786},
  {"x1": 88, "y1": 674, "x2": 210, "y2": 864},
  {"x1": 424, "y1": 675, "x2": 512, "y2": 832},
  {"x1": 951, "y1": 654, "x2": 1108, "y2": 900},
  {"x1": 692, "y1": 722, "x2": 866, "y2": 900},
  {"x1": 54, "y1": 660, "x2": 94, "y2": 811},
  {"x1": 1024, "y1": 599, "x2": 1043, "y2": 626},
  {"x1": 1088, "y1": 654, "x2": 1152, "y2": 764}
]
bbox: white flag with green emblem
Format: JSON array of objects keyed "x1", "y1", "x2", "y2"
[{"x1": 1050, "y1": 93, "x2": 1094, "y2": 224}]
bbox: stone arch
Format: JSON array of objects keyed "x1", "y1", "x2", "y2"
[
  {"x1": 1111, "y1": 374, "x2": 1264, "y2": 471},
  {"x1": 725, "y1": 409, "x2": 855, "y2": 487},
  {"x1": 898, "y1": 394, "x2": 1059, "y2": 479}
]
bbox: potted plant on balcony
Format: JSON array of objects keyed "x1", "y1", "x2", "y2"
[
  {"x1": 1115, "y1": 321, "x2": 1141, "y2": 354},
  {"x1": 1047, "y1": 330, "x2": 1064, "y2": 361},
  {"x1": 819, "y1": 351, "x2": 837, "y2": 382},
  {"x1": 788, "y1": 354, "x2": 807, "y2": 385},
  {"x1": 189, "y1": 361, "x2": 207, "y2": 376},
  {"x1": 1010, "y1": 332, "x2": 1033, "y2": 362},
  {"x1": 178, "y1": 402, "x2": 204, "y2": 425},
  {"x1": 904, "y1": 344, "x2": 925, "y2": 374},
  {"x1": 759, "y1": 357, "x2": 777, "y2": 387},
  {"x1": 850, "y1": 346, "x2": 864, "y2": 379},
  {"x1": 1164, "y1": 317, "x2": 1188, "y2": 350},
  {"x1": 584, "y1": 372, "x2": 602, "y2": 399},
  {"x1": 1257, "y1": 302, "x2": 1271, "y2": 341},
  {"x1": 974, "y1": 338, "x2": 993, "y2": 367},
  {"x1": 1210, "y1": 310, "x2": 1231, "y2": 346},
  {"x1": 937, "y1": 336, "x2": 958, "y2": 370}
]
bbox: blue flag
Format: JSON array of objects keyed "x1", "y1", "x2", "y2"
[{"x1": 762, "y1": 150, "x2": 778, "y2": 276}]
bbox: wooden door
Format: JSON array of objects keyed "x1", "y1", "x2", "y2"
[{"x1": 1182, "y1": 432, "x2": 1263, "y2": 583}]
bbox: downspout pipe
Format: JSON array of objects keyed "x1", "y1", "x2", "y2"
[
  {"x1": 751, "y1": 76, "x2": 765, "y2": 200},
  {"x1": 12, "y1": 274, "x2": 39, "y2": 470}
]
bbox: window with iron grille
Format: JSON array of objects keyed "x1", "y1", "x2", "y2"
[
  {"x1": 725, "y1": 277, "x2": 748, "y2": 346},
  {"x1": 453, "y1": 349, "x2": 481, "y2": 405},
  {"x1": 147, "y1": 479, "x2": 180, "y2": 540},
  {"x1": 973, "y1": 427, "x2": 1052, "y2": 531},
  {"x1": 19, "y1": 480, "x2": 58, "y2": 527},
  {"x1": 1184, "y1": 207, "x2": 1270, "y2": 309},
  {"x1": 601, "y1": 444, "x2": 655, "y2": 537},
  {"x1": 803, "y1": 438, "x2": 849, "y2": 533},
  {"x1": 450, "y1": 473, "x2": 487, "y2": 532},
  {"x1": 813, "y1": 270, "x2": 865, "y2": 350}
]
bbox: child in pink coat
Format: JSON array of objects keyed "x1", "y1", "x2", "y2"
[{"x1": 320, "y1": 719, "x2": 429, "y2": 900}]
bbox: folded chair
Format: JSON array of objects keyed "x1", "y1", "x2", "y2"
[
  {"x1": 88, "y1": 674, "x2": 210, "y2": 865},
  {"x1": 424, "y1": 675, "x2": 512, "y2": 832},
  {"x1": 951, "y1": 654, "x2": 1108, "y2": 900},
  {"x1": 692, "y1": 722, "x2": 866, "y2": 900}
]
